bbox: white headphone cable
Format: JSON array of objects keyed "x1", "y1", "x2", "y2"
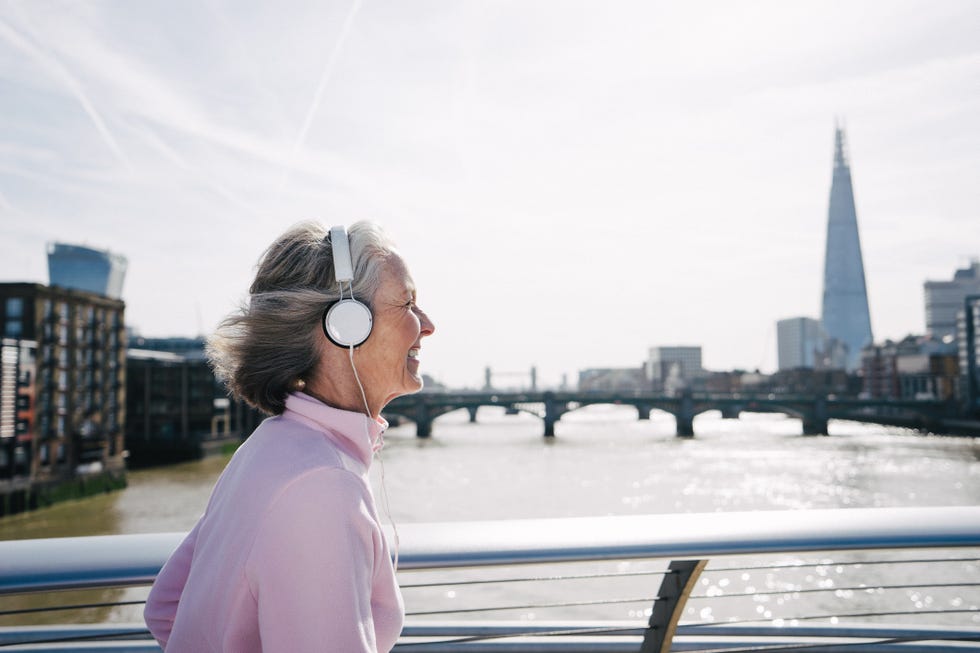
[{"x1": 349, "y1": 344, "x2": 401, "y2": 571}]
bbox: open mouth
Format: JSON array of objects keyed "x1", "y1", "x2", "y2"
[{"x1": 407, "y1": 348, "x2": 420, "y2": 360}]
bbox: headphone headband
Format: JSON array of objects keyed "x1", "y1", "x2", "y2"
[{"x1": 329, "y1": 225, "x2": 355, "y2": 283}]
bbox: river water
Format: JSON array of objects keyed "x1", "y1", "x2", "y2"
[{"x1": 1, "y1": 407, "x2": 978, "y2": 630}]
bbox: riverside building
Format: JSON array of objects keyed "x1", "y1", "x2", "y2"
[
  {"x1": 578, "y1": 367, "x2": 646, "y2": 392},
  {"x1": 0, "y1": 283, "x2": 127, "y2": 515},
  {"x1": 959, "y1": 298, "x2": 980, "y2": 413},
  {"x1": 776, "y1": 317, "x2": 825, "y2": 370},
  {"x1": 125, "y1": 337, "x2": 258, "y2": 467},
  {"x1": 924, "y1": 260, "x2": 980, "y2": 343},
  {"x1": 860, "y1": 335, "x2": 959, "y2": 401},
  {"x1": 646, "y1": 346, "x2": 705, "y2": 394}
]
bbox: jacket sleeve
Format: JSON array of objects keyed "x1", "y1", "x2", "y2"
[
  {"x1": 245, "y1": 468, "x2": 388, "y2": 652},
  {"x1": 143, "y1": 520, "x2": 201, "y2": 649}
]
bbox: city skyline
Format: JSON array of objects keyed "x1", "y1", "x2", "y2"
[{"x1": 1, "y1": 2, "x2": 978, "y2": 388}]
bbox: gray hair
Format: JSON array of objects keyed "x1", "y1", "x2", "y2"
[{"x1": 207, "y1": 221, "x2": 397, "y2": 414}]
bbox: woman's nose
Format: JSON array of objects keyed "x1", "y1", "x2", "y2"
[{"x1": 419, "y1": 309, "x2": 435, "y2": 336}]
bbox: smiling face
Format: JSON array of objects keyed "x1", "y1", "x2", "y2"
[{"x1": 354, "y1": 253, "x2": 435, "y2": 409}]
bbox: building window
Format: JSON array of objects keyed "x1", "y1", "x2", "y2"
[
  {"x1": 6, "y1": 297, "x2": 23, "y2": 318},
  {"x1": 4, "y1": 302, "x2": 23, "y2": 336}
]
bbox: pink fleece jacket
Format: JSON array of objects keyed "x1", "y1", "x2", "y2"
[{"x1": 144, "y1": 393, "x2": 404, "y2": 652}]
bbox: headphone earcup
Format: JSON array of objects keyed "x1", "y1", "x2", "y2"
[{"x1": 323, "y1": 299, "x2": 373, "y2": 347}]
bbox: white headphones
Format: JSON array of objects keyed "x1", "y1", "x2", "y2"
[
  {"x1": 323, "y1": 225, "x2": 398, "y2": 565},
  {"x1": 322, "y1": 225, "x2": 373, "y2": 348}
]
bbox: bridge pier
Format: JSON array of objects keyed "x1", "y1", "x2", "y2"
[
  {"x1": 467, "y1": 406, "x2": 478, "y2": 423},
  {"x1": 802, "y1": 397, "x2": 828, "y2": 436},
  {"x1": 637, "y1": 404, "x2": 651, "y2": 420},
  {"x1": 676, "y1": 391, "x2": 695, "y2": 438},
  {"x1": 720, "y1": 406, "x2": 740, "y2": 419},
  {"x1": 544, "y1": 418, "x2": 556, "y2": 437},
  {"x1": 675, "y1": 416, "x2": 694, "y2": 437},
  {"x1": 543, "y1": 392, "x2": 563, "y2": 438},
  {"x1": 801, "y1": 417, "x2": 827, "y2": 436},
  {"x1": 415, "y1": 400, "x2": 432, "y2": 438}
]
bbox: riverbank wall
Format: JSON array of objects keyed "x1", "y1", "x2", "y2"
[
  {"x1": 0, "y1": 468, "x2": 127, "y2": 518},
  {"x1": 125, "y1": 432, "x2": 245, "y2": 469}
]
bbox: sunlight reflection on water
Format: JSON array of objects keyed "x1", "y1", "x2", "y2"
[{"x1": 1, "y1": 407, "x2": 977, "y2": 627}]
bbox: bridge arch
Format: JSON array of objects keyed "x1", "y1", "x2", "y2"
[
  {"x1": 557, "y1": 400, "x2": 688, "y2": 426},
  {"x1": 715, "y1": 401, "x2": 827, "y2": 435},
  {"x1": 381, "y1": 403, "x2": 460, "y2": 438}
]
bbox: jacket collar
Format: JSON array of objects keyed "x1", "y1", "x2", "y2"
[{"x1": 282, "y1": 392, "x2": 388, "y2": 468}]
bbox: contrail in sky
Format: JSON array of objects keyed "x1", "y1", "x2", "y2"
[
  {"x1": 135, "y1": 124, "x2": 261, "y2": 220},
  {"x1": 0, "y1": 187, "x2": 16, "y2": 214},
  {"x1": 277, "y1": 0, "x2": 364, "y2": 192},
  {"x1": 0, "y1": 15, "x2": 132, "y2": 171}
]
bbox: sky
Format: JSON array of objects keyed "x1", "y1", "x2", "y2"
[{"x1": 1, "y1": 1, "x2": 978, "y2": 390}]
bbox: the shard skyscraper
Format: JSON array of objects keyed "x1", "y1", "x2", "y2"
[{"x1": 820, "y1": 125, "x2": 873, "y2": 370}]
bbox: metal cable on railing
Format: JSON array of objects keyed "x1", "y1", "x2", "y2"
[
  {"x1": 705, "y1": 556, "x2": 980, "y2": 573},
  {"x1": 695, "y1": 607, "x2": 980, "y2": 628},
  {"x1": 681, "y1": 554, "x2": 980, "y2": 646},
  {"x1": 400, "y1": 566, "x2": 673, "y2": 589},
  {"x1": 0, "y1": 628, "x2": 152, "y2": 647},
  {"x1": 0, "y1": 599, "x2": 146, "y2": 618},
  {"x1": 406, "y1": 594, "x2": 663, "y2": 616},
  {"x1": 677, "y1": 635, "x2": 980, "y2": 653},
  {"x1": 395, "y1": 624, "x2": 646, "y2": 649},
  {"x1": 689, "y1": 580, "x2": 980, "y2": 600}
]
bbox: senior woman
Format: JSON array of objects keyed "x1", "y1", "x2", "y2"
[{"x1": 144, "y1": 221, "x2": 434, "y2": 652}]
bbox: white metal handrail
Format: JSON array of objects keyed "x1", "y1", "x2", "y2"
[{"x1": 3, "y1": 507, "x2": 979, "y2": 594}]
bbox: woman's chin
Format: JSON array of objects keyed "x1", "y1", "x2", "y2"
[
  {"x1": 406, "y1": 360, "x2": 424, "y2": 388},
  {"x1": 385, "y1": 375, "x2": 424, "y2": 403},
  {"x1": 407, "y1": 373, "x2": 424, "y2": 392}
]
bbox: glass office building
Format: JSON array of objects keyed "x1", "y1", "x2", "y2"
[
  {"x1": 820, "y1": 126, "x2": 873, "y2": 371},
  {"x1": 47, "y1": 243, "x2": 128, "y2": 300}
]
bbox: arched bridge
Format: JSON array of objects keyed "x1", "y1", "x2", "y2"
[{"x1": 383, "y1": 391, "x2": 962, "y2": 438}]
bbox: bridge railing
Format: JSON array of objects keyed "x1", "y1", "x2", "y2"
[
  {"x1": 1, "y1": 507, "x2": 979, "y2": 651},
  {"x1": 384, "y1": 389, "x2": 974, "y2": 438}
]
